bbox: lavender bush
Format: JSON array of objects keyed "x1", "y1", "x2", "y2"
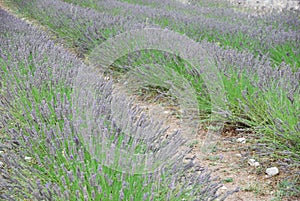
[
  {"x1": 0, "y1": 8, "x2": 234, "y2": 200},
  {"x1": 62, "y1": 0, "x2": 299, "y2": 66},
  {"x1": 6, "y1": 0, "x2": 299, "y2": 70},
  {"x1": 4, "y1": 0, "x2": 299, "y2": 159},
  {"x1": 6, "y1": 0, "x2": 150, "y2": 56}
]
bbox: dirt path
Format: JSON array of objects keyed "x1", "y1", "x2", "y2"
[
  {"x1": 111, "y1": 82, "x2": 280, "y2": 201},
  {"x1": 123, "y1": 80, "x2": 298, "y2": 200},
  {"x1": 114, "y1": 79, "x2": 300, "y2": 200}
]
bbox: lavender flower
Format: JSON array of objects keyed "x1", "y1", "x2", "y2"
[{"x1": 1, "y1": 0, "x2": 299, "y2": 200}]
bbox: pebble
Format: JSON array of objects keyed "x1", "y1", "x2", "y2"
[
  {"x1": 0, "y1": 161, "x2": 3, "y2": 167},
  {"x1": 177, "y1": 0, "x2": 190, "y2": 4},
  {"x1": 266, "y1": 167, "x2": 279, "y2": 176},
  {"x1": 237, "y1": 137, "x2": 246, "y2": 143},
  {"x1": 194, "y1": 165, "x2": 204, "y2": 172},
  {"x1": 235, "y1": 153, "x2": 242, "y2": 157},
  {"x1": 220, "y1": 186, "x2": 228, "y2": 190},
  {"x1": 24, "y1": 156, "x2": 32, "y2": 162},
  {"x1": 248, "y1": 159, "x2": 260, "y2": 167},
  {"x1": 183, "y1": 155, "x2": 195, "y2": 164}
]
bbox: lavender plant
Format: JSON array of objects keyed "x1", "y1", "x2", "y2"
[
  {"x1": 60, "y1": 0, "x2": 299, "y2": 67},
  {"x1": 125, "y1": 44, "x2": 300, "y2": 160},
  {"x1": 2, "y1": 0, "x2": 299, "y2": 196},
  {"x1": 5, "y1": 0, "x2": 149, "y2": 56},
  {"x1": 0, "y1": 8, "x2": 233, "y2": 200}
]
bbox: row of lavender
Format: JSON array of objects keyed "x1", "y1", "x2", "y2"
[
  {"x1": 5, "y1": 0, "x2": 299, "y2": 160},
  {"x1": 0, "y1": 8, "x2": 232, "y2": 200},
  {"x1": 63, "y1": 0, "x2": 300, "y2": 67},
  {"x1": 68, "y1": 0, "x2": 300, "y2": 159},
  {"x1": 8, "y1": 0, "x2": 300, "y2": 67},
  {"x1": 6, "y1": 0, "x2": 152, "y2": 57}
]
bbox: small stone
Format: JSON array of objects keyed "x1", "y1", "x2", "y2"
[
  {"x1": 235, "y1": 153, "x2": 242, "y2": 157},
  {"x1": 220, "y1": 186, "x2": 227, "y2": 190},
  {"x1": 237, "y1": 137, "x2": 246, "y2": 143},
  {"x1": 266, "y1": 167, "x2": 279, "y2": 176},
  {"x1": 24, "y1": 156, "x2": 32, "y2": 162},
  {"x1": 194, "y1": 165, "x2": 204, "y2": 172},
  {"x1": 0, "y1": 151, "x2": 4, "y2": 155},
  {"x1": 0, "y1": 161, "x2": 3, "y2": 167},
  {"x1": 248, "y1": 158, "x2": 256, "y2": 165},
  {"x1": 248, "y1": 159, "x2": 260, "y2": 167}
]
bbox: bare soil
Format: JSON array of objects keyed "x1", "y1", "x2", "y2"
[{"x1": 114, "y1": 82, "x2": 300, "y2": 201}]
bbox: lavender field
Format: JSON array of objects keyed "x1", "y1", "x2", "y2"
[{"x1": 0, "y1": 0, "x2": 299, "y2": 200}]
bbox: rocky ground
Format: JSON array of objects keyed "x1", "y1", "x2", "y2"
[
  {"x1": 179, "y1": 0, "x2": 300, "y2": 14},
  {"x1": 227, "y1": 0, "x2": 300, "y2": 15},
  {"x1": 112, "y1": 81, "x2": 299, "y2": 201},
  {"x1": 174, "y1": 2, "x2": 300, "y2": 200}
]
